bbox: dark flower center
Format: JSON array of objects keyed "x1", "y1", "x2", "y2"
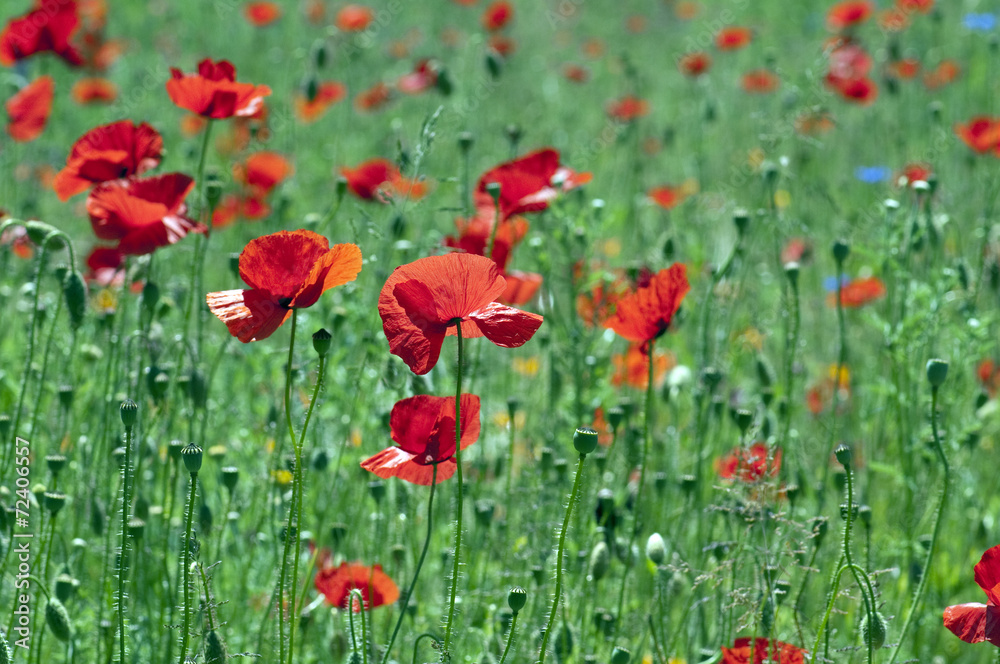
[{"x1": 278, "y1": 297, "x2": 293, "y2": 308}]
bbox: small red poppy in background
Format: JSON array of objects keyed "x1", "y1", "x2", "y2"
[
  {"x1": 211, "y1": 194, "x2": 270, "y2": 228},
  {"x1": 315, "y1": 562, "x2": 399, "y2": 612},
  {"x1": 340, "y1": 158, "x2": 428, "y2": 202},
  {"x1": 166, "y1": 58, "x2": 271, "y2": 119},
  {"x1": 923, "y1": 60, "x2": 960, "y2": 90},
  {"x1": 244, "y1": 1, "x2": 282, "y2": 26},
  {"x1": 71, "y1": 77, "x2": 117, "y2": 104},
  {"x1": 396, "y1": 59, "x2": 439, "y2": 94},
  {"x1": 562, "y1": 63, "x2": 590, "y2": 83},
  {"x1": 721, "y1": 636, "x2": 805, "y2": 663},
  {"x1": 878, "y1": 7, "x2": 909, "y2": 31},
  {"x1": 716, "y1": 443, "x2": 782, "y2": 483},
  {"x1": 476, "y1": 148, "x2": 591, "y2": 220},
  {"x1": 886, "y1": 58, "x2": 920, "y2": 80},
  {"x1": 604, "y1": 263, "x2": 689, "y2": 346},
  {"x1": 336, "y1": 4, "x2": 374, "y2": 31},
  {"x1": 782, "y1": 238, "x2": 813, "y2": 265},
  {"x1": 897, "y1": 0, "x2": 933, "y2": 13},
  {"x1": 379, "y1": 253, "x2": 543, "y2": 375},
  {"x1": 207, "y1": 230, "x2": 361, "y2": 342},
  {"x1": 795, "y1": 110, "x2": 835, "y2": 136},
  {"x1": 648, "y1": 185, "x2": 686, "y2": 210},
  {"x1": 955, "y1": 117, "x2": 1000, "y2": 154},
  {"x1": 361, "y1": 395, "x2": 481, "y2": 485},
  {"x1": 1, "y1": 226, "x2": 34, "y2": 260},
  {"x1": 0, "y1": 1, "x2": 83, "y2": 67},
  {"x1": 943, "y1": 543, "x2": 1000, "y2": 646},
  {"x1": 977, "y1": 359, "x2": 1000, "y2": 398},
  {"x1": 678, "y1": 51, "x2": 712, "y2": 77},
  {"x1": 444, "y1": 194, "x2": 528, "y2": 271},
  {"x1": 53, "y1": 120, "x2": 163, "y2": 201},
  {"x1": 606, "y1": 95, "x2": 650, "y2": 122},
  {"x1": 577, "y1": 276, "x2": 627, "y2": 328},
  {"x1": 5, "y1": 76, "x2": 54, "y2": 142},
  {"x1": 84, "y1": 246, "x2": 125, "y2": 287},
  {"x1": 827, "y1": 276, "x2": 886, "y2": 307},
  {"x1": 86, "y1": 173, "x2": 205, "y2": 255},
  {"x1": 898, "y1": 162, "x2": 932, "y2": 187},
  {"x1": 742, "y1": 69, "x2": 779, "y2": 94},
  {"x1": 482, "y1": 0, "x2": 512, "y2": 31},
  {"x1": 612, "y1": 343, "x2": 673, "y2": 389},
  {"x1": 826, "y1": 0, "x2": 874, "y2": 31},
  {"x1": 827, "y1": 75, "x2": 878, "y2": 105},
  {"x1": 715, "y1": 26, "x2": 753, "y2": 51},
  {"x1": 488, "y1": 34, "x2": 516, "y2": 57},
  {"x1": 233, "y1": 151, "x2": 293, "y2": 197},
  {"x1": 354, "y1": 81, "x2": 392, "y2": 112},
  {"x1": 294, "y1": 81, "x2": 347, "y2": 123}
]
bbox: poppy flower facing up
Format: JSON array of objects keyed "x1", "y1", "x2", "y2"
[
  {"x1": 166, "y1": 58, "x2": 272, "y2": 119},
  {"x1": 826, "y1": 1, "x2": 874, "y2": 31},
  {"x1": 361, "y1": 395, "x2": 481, "y2": 485},
  {"x1": 827, "y1": 276, "x2": 886, "y2": 307},
  {"x1": 721, "y1": 637, "x2": 806, "y2": 664},
  {"x1": 603, "y1": 263, "x2": 690, "y2": 347},
  {"x1": 54, "y1": 120, "x2": 164, "y2": 200},
  {"x1": 379, "y1": 253, "x2": 543, "y2": 375},
  {"x1": 943, "y1": 543, "x2": 1000, "y2": 646},
  {"x1": 955, "y1": 117, "x2": 1000, "y2": 155},
  {"x1": 606, "y1": 95, "x2": 650, "y2": 122},
  {"x1": 0, "y1": 1, "x2": 83, "y2": 67},
  {"x1": 294, "y1": 81, "x2": 347, "y2": 123},
  {"x1": 340, "y1": 158, "x2": 428, "y2": 202},
  {"x1": 86, "y1": 173, "x2": 206, "y2": 256},
  {"x1": 315, "y1": 562, "x2": 399, "y2": 612},
  {"x1": 715, "y1": 26, "x2": 753, "y2": 51},
  {"x1": 476, "y1": 148, "x2": 591, "y2": 219},
  {"x1": 244, "y1": 1, "x2": 282, "y2": 26},
  {"x1": 207, "y1": 230, "x2": 362, "y2": 342},
  {"x1": 5, "y1": 76, "x2": 54, "y2": 142}
]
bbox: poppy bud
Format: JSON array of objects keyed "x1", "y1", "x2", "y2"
[
  {"x1": 832, "y1": 238, "x2": 850, "y2": 265},
  {"x1": 0, "y1": 414, "x2": 10, "y2": 441},
  {"x1": 311, "y1": 39, "x2": 329, "y2": 69},
  {"x1": 458, "y1": 131, "x2": 474, "y2": 153},
  {"x1": 63, "y1": 270, "x2": 87, "y2": 330},
  {"x1": 24, "y1": 220, "x2": 60, "y2": 247},
  {"x1": 540, "y1": 447, "x2": 554, "y2": 472},
  {"x1": 199, "y1": 502, "x2": 213, "y2": 533},
  {"x1": 475, "y1": 499, "x2": 495, "y2": 527},
  {"x1": 120, "y1": 399, "x2": 138, "y2": 428},
  {"x1": 926, "y1": 358, "x2": 948, "y2": 387},
  {"x1": 312, "y1": 328, "x2": 332, "y2": 357},
  {"x1": 141, "y1": 281, "x2": 160, "y2": 315},
  {"x1": 435, "y1": 65, "x2": 454, "y2": 96},
  {"x1": 182, "y1": 443, "x2": 203, "y2": 474},
  {"x1": 860, "y1": 611, "x2": 886, "y2": 650},
  {"x1": 589, "y1": 541, "x2": 610, "y2": 580},
  {"x1": 784, "y1": 261, "x2": 799, "y2": 287},
  {"x1": 46, "y1": 454, "x2": 67, "y2": 475},
  {"x1": 44, "y1": 492, "x2": 67, "y2": 516},
  {"x1": 90, "y1": 496, "x2": 105, "y2": 536},
  {"x1": 611, "y1": 646, "x2": 631, "y2": 664},
  {"x1": 554, "y1": 624, "x2": 574, "y2": 659},
  {"x1": 811, "y1": 517, "x2": 828, "y2": 546},
  {"x1": 760, "y1": 593, "x2": 775, "y2": 636},
  {"x1": 834, "y1": 443, "x2": 852, "y2": 468},
  {"x1": 858, "y1": 504, "x2": 871, "y2": 528},
  {"x1": 508, "y1": 586, "x2": 527, "y2": 613},
  {"x1": 606, "y1": 406, "x2": 625, "y2": 432},
  {"x1": 653, "y1": 471, "x2": 668, "y2": 494},
  {"x1": 573, "y1": 427, "x2": 599, "y2": 455},
  {"x1": 45, "y1": 597, "x2": 72, "y2": 642},
  {"x1": 928, "y1": 100, "x2": 942, "y2": 123},
  {"x1": 485, "y1": 180, "x2": 502, "y2": 206},
  {"x1": 733, "y1": 208, "x2": 750, "y2": 237},
  {"x1": 205, "y1": 629, "x2": 227, "y2": 664},
  {"x1": 187, "y1": 369, "x2": 208, "y2": 410},
  {"x1": 646, "y1": 532, "x2": 666, "y2": 564}
]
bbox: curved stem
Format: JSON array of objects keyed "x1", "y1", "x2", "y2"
[
  {"x1": 348, "y1": 590, "x2": 369, "y2": 664},
  {"x1": 412, "y1": 633, "x2": 442, "y2": 664},
  {"x1": 538, "y1": 453, "x2": 587, "y2": 664},
  {"x1": 443, "y1": 326, "x2": 465, "y2": 656},
  {"x1": 382, "y1": 464, "x2": 437, "y2": 664},
  {"x1": 178, "y1": 471, "x2": 199, "y2": 664}
]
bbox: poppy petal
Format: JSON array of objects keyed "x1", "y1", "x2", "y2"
[
  {"x1": 238, "y1": 229, "x2": 330, "y2": 298},
  {"x1": 943, "y1": 603, "x2": 988, "y2": 644},
  {"x1": 6, "y1": 76, "x2": 54, "y2": 142},
  {"x1": 361, "y1": 447, "x2": 456, "y2": 485},
  {"x1": 291, "y1": 243, "x2": 363, "y2": 309},
  {"x1": 206, "y1": 288, "x2": 290, "y2": 342},
  {"x1": 385, "y1": 278, "x2": 449, "y2": 374},
  {"x1": 500, "y1": 270, "x2": 542, "y2": 305},
  {"x1": 975, "y1": 544, "x2": 1000, "y2": 606},
  {"x1": 467, "y1": 302, "x2": 543, "y2": 348}
]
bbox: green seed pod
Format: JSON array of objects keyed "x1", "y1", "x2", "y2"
[
  {"x1": 46, "y1": 454, "x2": 67, "y2": 475},
  {"x1": 610, "y1": 646, "x2": 631, "y2": 664},
  {"x1": 434, "y1": 64, "x2": 454, "y2": 96},
  {"x1": 0, "y1": 414, "x2": 10, "y2": 442},
  {"x1": 45, "y1": 597, "x2": 72, "y2": 642},
  {"x1": 43, "y1": 492, "x2": 67, "y2": 516},
  {"x1": 733, "y1": 208, "x2": 750, "y2": 237},
  {"x1": 119, "y1": 399, "x2": 138, "y2": 428},
  {"x1": 832, "y1": 238, "x2": 850, "y2": 264},
  {"x1": 187, "y1": 369, "x2": 208, "y2": 410},
  {"x1": 182, "y1": 443, "x2": 203, "y2": 474},
  {"x1": 573, "y1": 427, "x2": 599, "y2": 455},
  {"x1": 589, "y1": 541, "x2": 610, "y2": 581},
  {"x1": 205, "y1": 629, "x2": 227, "y2": 664},
  {"x1": 508, "y1": 586, "x2": 527, "y2": 613},
  {"x1": 834, "y1": 443, "x2": 853, "y2": 468},
  {"x1": 221, "y1": 466, "x2": 239, "y2": 492},
  {"x1": 63, "y1": 270, "x2": 87, "y2": 330},
  {"x1": 485, "y1": 49, "x2": 503, "y2": 79},
  {"x1": 860, "y1": 611, "x2": 886, "y2": 650},
  {"x1": 926, "y1": 358, "x2": 948, "y2": 387},
  {"x1": 458, "y1": 131, "x2": 474, "y2": 153},
  {"x1": 312, "y1": 328, "x2": 332, "y2": 357}
]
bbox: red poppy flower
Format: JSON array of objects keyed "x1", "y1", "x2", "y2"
[
  {"x1": 244, "y1": 1, "x2": 282, "y2": 26},
  {"x1": 827, "y1": 42, "x2": 872, "y2": 79},
  {"x1": 482, "y1": 0, "x2": 513, "y2": 31},
  {"x1": 71, "y1": 77, "x2": 117, "y2": 104},
  {"x1": 603, "y1": 263, "x2": 689, "y2": 345},
  {"x1": 716, "y1": 443, "x2": 782, "y2": 483},
  {"x1": 612, "y1": 343, "x2": 673, "y2": 389},
  {"x1": 294, "y1": 81, "x2": 346, "y2": 123},
  {"x1": 211, "y1": 194, "x2": 271, "y2": 228},
  {"x1": 476, "y1": 148, "x2": 591, "y2": 220},
  {"x1": 955, "y1": 117, "x2": 1000, "y2": 154},
  {"x1": 826, "y1": 1, "x2": 874, "y2": 31},
  {"x1": 977, "y1": 360, "x2": 1000, "y2": 398},
  {"x1": 715, "y1": 26, "x2": 753, "y2": 51},
  {"x1": 795, "y1": 111, "x2": 835, "y2": 135},
  {"x1": 84, "y1": 246, "x2": 125, "y2": 287},
  {"x1": 648, "y1": 185, "x2": 685, "y2": 210},
  {"x1": 315, "y1": 562, "x2": 399, "y2": 611},
  {"x1": 336, "y1": 4, "x2": 374, "y2": 31},
  {"x1": 742, "y1": 69, "x2": 779, "y2": 94},
  {"x1": 5, "y1": 76, "x2": 54, "y2": 142},
  {"x1": 878, "y1": 7, "x2": 909, "y2": 31},
  {"x1": 53, "y1": 120, "x2": 164, "y2": 201},
  {"x1": 361, "y1": 395, "x2": 481, "y2": 485},
  {"x1": 678, "y1": 51, "x2": 712, "y2": 77},
  {"x1": 606, "y1": 96, "x2": 650, "y2": 122},
  {"x1": 444, "y1": 193, "x2": 528, "y2": 271},
  {"x1": 166, "y1": 58, "x2": 271, "y2": 119},
  {"x1": 625, "y1": 14, "x2": 647, "y2": 33},
  {"x1": 944, "y1": 544, "x2": 1000, "y2": 646},
  {"x1": 923, "y1": 60, "x2": 960, "y2": 90},
  {"x1": 562, "y1": 63, "x2": 590, "y2": 83},
  {"x1": 721, "y1": 637, "x2": 805, "y2": 663},
  {"x1": 897, "y1": 0, "x2": 932, "y2": 12},
  {"x1": 354, "y1": 81, "x2": 392, "y2": 112},
  {"x1": 340, "y1": 158, "x2": 428, "y2": 202},
  {"x1": 898, "y1": 162, "x2": 932, "y2": 187},
  {"x1": 499, "y1": 270, "x2": 542, "y2": 305},
  {"x1": 781, "y1": 237, "x2": 813, "y2": 264},
  {"x1": 0, "y1": 1, "x2": 83, "y2": 67},
  {"x1": 86, "y1": 173, "x2": 205, "y2": 255},
  {"x1": 675, "y1": 1, "x2": 701, "y2": 19},
  {"x1": 886, "y1": 58, "x2": 920, "y2": 80},
  {"x1": 488, "y1": 34, "x2": 516, "y2": 57},
  {"x1": 379, "y1": 253, "x2": 543, "y2": 375},
  {"x1": 396, "y1": 59, "x2": 438, "y2": 95},
  {"x1": 577, "y1": 278, "x2": 627, "y2": 328},
  {"x1": 207, "y1": 230, "x2": 362, "y2": 343},
  {"x1": 233, "y1": 151, "x2": 293, "y2": 197},
  {"x1": 827, "y1": 276, "x2": 885, "y2": 307},
  {"x1": 826, "y1": 75, "x2": 878, "y2": 105}
]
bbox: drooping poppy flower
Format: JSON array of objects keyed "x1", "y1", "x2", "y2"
[
  {"x1": 378, "y1": 253, "x2": 543, "y2": 375},
  {"x1": 335, "y1": 4, "x2": 374, "y2": 31},
  {"x1": 70, "y1": 77, "x2": 117, "y2": 104},
  {"x1": 648, "y1": 185, "x2": 685, "y2": 210},
  {"x1": 476, "y1": 148, "x2": 591, "y2": 220},
  {"x1": 315, "y1": 562, "x2": 399, "y2": 611},
  {"x1": 826, "y1": 1, "x2": 874, "y2": 31},
  {"x1": 340, "y1": 158, "x2": 428, "y2": 202},
  {"x1": 166, "y1": 58, "x2": 271, "y2": 119},
  {"x1": 827, "y1": 276, "x2": 886, "y2": 307},
  {"x1": 721, "y1": 637, "x2": 806, "y2": 663},
  {"x1": 354, "y1": 81, "x2": 392, "y2": 112},
  {"x1": 678, "y1": 51, "x2": 712, "y2": 77},
  {"x1": 0, "y1": 1, "x2": 83, "y2": 67},
  {"x1": 716, "y1": 443, "x2": 782, "y2": 483},
  {"x1": 5, "y1": 76, "x2": 54, "y2": 142},
  {"x1": 481, "y1": 0, "x2": 513, "y2": 31},
  {"x1": 244, "y1": 1, "x2": 282, "y2": 26},
  {"x1": 612, "y1": 343, "x2": 673, "y2": 389},
  {"x1": 943, "y1": 544, "x2": 1000, "y2": 646},
  {"x1": 233, "y1": 151, "x2": 293, "y2": 197},
  {"x1": 396, "y1": 59, "x2": 438, "y2": 94},
  {"x1": 361, "y1": 394, "x2": 481, "y2": 485},
  {"x1": 603, "y1": 263, "x2": 689, "y2": 346},
  {"x1": 86, "y1": 173, "x2": 205, "y2": 255},
  {"x1": 53, "y1": 120, "x2": 164, "y2": 201},
  {"x1": 955, "y1": 117, "x2": 1000, "y2": 154},
  {"x1": 742, "y1": 69, "x2": 779, "y2": 94},
  {"x1": 606, "y1": 95, "x2": 650, "y2": 122},
  {"x1": 715, "y1": 26, "x2": 753, "y2": 51},
  {"x1": 294, "y1": 81, "x2": 347, "y2": 123},
  {"x1": 923, "y1": 60, "x2": 960, "y2": 90},
  {"x1": 207, "y1": 230, "x2": 362, "y2": 343}
]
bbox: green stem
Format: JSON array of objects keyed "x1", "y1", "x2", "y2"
[
  {"x1": 538, "y1": 453, "x2": 587, "y2": 664},
  {"x1": 412, "y1": 634, "x2": 442, "y2": 664},
  {"x1": 382, "y1": 464, "x2": 437, "y2": 664},
  {"x1": 498, "y1": 611, "x2": 520, "y2": 664},
  {"x1": 348, "y1": 590, "x2": 369, "y2": 664},
  {"x1": 178, "y1": 470, "x2": 199, "y2": 664},
  {"x1": 278, "y1": 310, "x2": 298, "y2": 663},
  {"x1": 8, "y1": 242, "x2": 48, "y2": 464},
  {"x1": 443, "y1": 326, "x2": 465, "y2": 657},
  {"x1": 119, "y1": 417, "x2": 135, "y2": 664},
  {"x1": 843, "y1": 463, "x2": 876, "y2": 664}
]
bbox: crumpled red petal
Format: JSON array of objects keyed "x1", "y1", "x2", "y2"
[
  {"x1": 467, "y1": 302, "x2": 543, "y2": 348},
  {"x1": 205, "y1": 288, "x2": 291, "y2": 343},
  {"x1": 944, "y1": 603, "x2": 989, "y2": 644},
  {"x1": 976, "y1": 545, "x2": 1000, "y2": 606}
]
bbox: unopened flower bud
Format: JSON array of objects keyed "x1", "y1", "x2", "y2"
[
  {"x1": 860, "y1": 611, "x2": 886, "y2": 650},
  {"x1": 63, "y1": 270, "x2": 87, "y2": 330},
  {"x1": 312, "y1": 328, "x2": 332, "y2": 357},
  {"x1": 646, "y1": 532, "x2": 666, "y2": 565},
  {"x1": 589, "y1": 541, "x2": 610, "y2": 580},
  {"x1": 45, "y1": 597, "x2": 72, "y2": 642}
]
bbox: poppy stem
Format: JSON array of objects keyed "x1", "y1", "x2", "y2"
[
  {"x1": 497, "y1": 609, "x2": 520, "y2": 664},
  {"x1": 118, "y1": 406, "x2": 136, "y2": 664},
  {"x1": 443, "y1": 326, "x2": 464, "y2": 658},
  {"x1": 348, "y1": 589, "x2": 370, "y2": 664},
  {"x1": 841, "y1": 461, "x2": 877, "y2": 664},
  {"x1": 382, "y1": 464, "x2": 438, "y2": 664},
  {"x1": 178, "y1": 468, "x2": 199, "y2": 664},
  {"x1": 278, "y1": 310, "x2": 299, "y2": 664}
]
